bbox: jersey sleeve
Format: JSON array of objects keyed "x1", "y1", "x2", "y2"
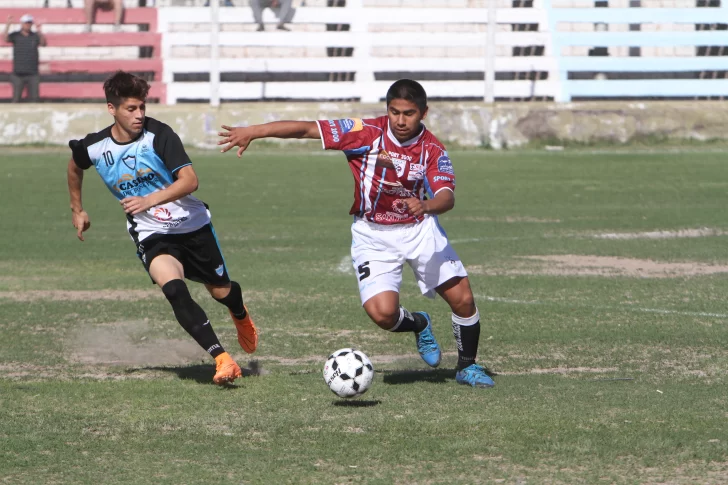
[
  {"x1": 425, "y1": 145, "x2": 456, "y2": 196},
  {"x1": 316, "y1": 118, "x2": 375, "y2": 152},
  {"x1": 68, "y1": 139, "x2": 93, "y2": 170},
  {"x1": 7, "y1": 32, "x2": 17, "y2": 44},
  {"x1": 152, "y1": 125, "x2": 192, "y2": 176}
]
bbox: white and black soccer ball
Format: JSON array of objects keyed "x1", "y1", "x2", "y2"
[{"x1": 323, "y1": 348, "x2": 374, "y2": 398}]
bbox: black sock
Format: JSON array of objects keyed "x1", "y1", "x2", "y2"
[
  {"x1": 452, "y1": 310, "x2": 481, "y2": 370},
  {"x1": 390, "y1": 307, "x2": 428, "y2": 333},
  {"x1": 213, "y1": 281, "x2": 246, "y2": 319},
  {"x1": 162, "y1": 279, "x2": 225, "y2": 358}
]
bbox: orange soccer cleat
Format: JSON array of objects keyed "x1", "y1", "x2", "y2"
[
  {"x1": 213, "y1": 352, "x2": 242, "y2": 385},
  {"x1": 230, "y1": 305, "x2": 258, "y2": 354}
]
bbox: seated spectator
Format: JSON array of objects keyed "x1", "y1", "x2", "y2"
[
  {"x1": 251, "y1": 0, "x2": 294, "y2": 31},
  {"x1": 42, "y1": 0, "x2": 74, "y2": 7},
  {"x1": 4, "y1": 14, "x2": 47, "y2": 103},
  {"x1": 84, "y1": 0, "x2": 123, "y2": 32}
]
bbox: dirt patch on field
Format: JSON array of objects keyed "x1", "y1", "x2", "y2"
[
  {"x1": 592, "y1": 227, "x2": 727, "y2": 240},
  {"x1": 469, "y1": 255, "x2": 728, "y2": 278},
  {"x1": 496, "y1": 366, "x2": 619, "y2": 376},
  {"x1": 68, "y1": 320, "x2": 204, "y2": 366},
  {"x1": 456, "y1": 216, "x2": 561, "y2": 223},
  {"x1": 0, "y1": 289, "x2": 162, "y2": 302}
]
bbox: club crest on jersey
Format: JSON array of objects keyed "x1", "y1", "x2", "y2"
[
  {"x1": 215, "y1": 264, "x2": 224, "y2": 276},
  {"x1": 336, "y1": 118, "x2": 363, "y2": 134},
  {"x1": 122, "y1": 154, "x2": 137, "y2": 170},
  {"x1": 437, "y1": 152, "x2": 454, "y2": 175}
]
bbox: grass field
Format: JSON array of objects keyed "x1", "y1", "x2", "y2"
[{"x1": 1, "y1": 146, "x2": 728, "y2": 484}]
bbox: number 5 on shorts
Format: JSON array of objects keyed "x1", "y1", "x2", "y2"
[{"x1": 358, "y1": 262, "x2": 370, "y2": 281}]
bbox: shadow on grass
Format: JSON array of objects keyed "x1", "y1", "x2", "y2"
[
  {"x1": 380, "y1": 368, "x2": 453, "y2": 385},
  {"x1": 125, "y1": 360, "x2": 263, "y2": 386},
  {"x1": 332, "y1": 400, "x2": 382, "y2": 407},
  {"x1": 380, "y1": 367, "x2": 497, "y2": 385}
]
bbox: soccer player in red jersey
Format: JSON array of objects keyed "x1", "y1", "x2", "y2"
[{"x1": 218, "y1": 79, "x2": 493, "y2": 388}]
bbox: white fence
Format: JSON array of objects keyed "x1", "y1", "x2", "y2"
[{"x1": 160, "y1": 1, "x2": 560, "y2": 104}]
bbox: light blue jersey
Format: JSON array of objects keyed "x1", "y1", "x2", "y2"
[{"x1": 69, "y1": 117, "x2": 210, "y2": 243}]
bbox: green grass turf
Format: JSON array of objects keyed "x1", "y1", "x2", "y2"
[{"x1": 1, "y1": 146, "x2": 727, "y2": 484}]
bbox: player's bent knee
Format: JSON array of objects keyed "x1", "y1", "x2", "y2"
[{"x1": 162, "y1": 279, "x2": 191, "y2": 303}]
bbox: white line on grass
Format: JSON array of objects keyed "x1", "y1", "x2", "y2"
[
  {"x1": 475, "y1": 294, "x2": 728, "y2": 319},
  {"x1": 337, "y1": 255, "x2": 353, "y2": 274}
]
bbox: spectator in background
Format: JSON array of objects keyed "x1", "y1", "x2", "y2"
[
  {"x1": 251, "y1": 0, "x2": 294, "y2": 31},
  {"x1": 4, "y1": 14, "x2": 46, "y2": 103},
  {"x1": 42, "y1": 0, "x2": 74, "y2": 7},
  {"x1": 84, "y1": 0, "x2": 123, "y2": 32},
  {"x1": 205, "y1": 0, "x2": 236, "y2": 6}
]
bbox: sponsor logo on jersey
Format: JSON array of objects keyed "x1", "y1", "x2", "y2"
[
  {"x1": 374, "y1": 211, "x2": 410, "y2": 223},
  {"x1": 114, "y1": 168, "x2": 157, "y2": 194},
  {"x1": 328, "y1": 120, "x2": 340, "y2": 142},
  {"x1": 432, "y1": 175, "x2": 453, "y2": 183},
  {"x1": 122, "y1": 154, "x2": 137, "y2": 170},
  {"x1": 140, "y1": 144, "x2": 149, "y2": 154},
  {"x1": 336, "y1": 118, "x2": 363, "y2": 134},
  {"x1": 392, "y1": 199, "x2": 408, "y2": 214},
  {"x1": 408, "y1": 163, "x2": 425, "y2": 180},
  {"x1": 437, "y1": 152, "x2": 454, "y2": 175},
  {"x1": 375, "y1": 149, "x2": 395, "y2": 169},
  {"x1": 215, "y1": 264, "x2": 224, "y2": 276},
  {"x1": 153, "y1": 207, "x2": 172, "y2": 222},
  {"x1": 160, "y1": 216, "x2": 189, "y2": 229},
  {"x1": 381, "y1": 185, "x2": 415, "y2": 197}
]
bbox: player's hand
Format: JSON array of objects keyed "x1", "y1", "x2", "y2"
[
  {"x1": 121, "y1": 195, "x2": 155, "y2": 215},
  {"x1": 72, "y1": 210, "x2": 91, "y2": 241},
  {"x1": 35, "y1": 22, "x2": 42, "y2": 32},
  {"x1": 218, "y1": 125, "x2": 254, "y2": 158},
  {"x1": 403, "y1": 197, "x2": 429, "y2": 218},
  {"x1": 6, "y1": 16, "x2": 14, "y2": 24}
]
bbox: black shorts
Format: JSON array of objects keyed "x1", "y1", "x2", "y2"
[{"x1": 135, "y1": 223, "x2": 231, "y2": 286}]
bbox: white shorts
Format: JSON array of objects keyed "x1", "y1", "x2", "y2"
[{"x1": 351, "y1": 215, "x2": 468, "y2": 304}]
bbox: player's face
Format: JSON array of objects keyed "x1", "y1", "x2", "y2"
[
  {"x1": 387, "y1": 98, "x2": 428, "y2": 143},
  {"x1": 109, "y1": 97, "x2": 146, "y2": 138}
]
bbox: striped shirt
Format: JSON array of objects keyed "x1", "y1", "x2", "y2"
[{"x1": 7, "y1": 31, "x2": 41, "y2": 75}]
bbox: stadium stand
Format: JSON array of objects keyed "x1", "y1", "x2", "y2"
[
  {"x1": 0, "y1": 2, "x2": 165, "y2": 102},
  {"x1": 1, "y1": 0, "x2": 726, "y2": 103}
]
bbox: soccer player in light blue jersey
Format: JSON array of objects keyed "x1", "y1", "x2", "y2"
[{"x1": 67, "y1": 71, "x2": 258, "y2": 385}]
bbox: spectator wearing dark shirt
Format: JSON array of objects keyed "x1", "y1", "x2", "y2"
[{"x1": 4, "y1": 15, "x2": 47, "y2": 103}]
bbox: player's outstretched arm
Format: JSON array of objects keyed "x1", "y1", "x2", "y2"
[
  {"x1": 218, "y1": 121, "x2": 320, "y2": 158},
  {"x1": 121, "y1": 165, "x2": 199, "y2": 216},
  {"x1": 67, "y1": 158, "x2": 91, "y2": 241}
]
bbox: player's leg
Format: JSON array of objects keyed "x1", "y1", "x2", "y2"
[
  {"x1": 83, "y1": 0, "x2": 94, "y2": 31},
  {"x1": 149, "y1": 253, "x2": 241, "y2": 384},
  {"x1": 436, "y1": 276, "x2": 493, "y2": 388},
  {"x1": 207, "y1": 282, "x2": 258, "y2": 354},
  {"x1": 182, "y1": 222, "x2": 259, "y2": 354},
  {"x1": 352, "y1": 220, "x2": 441, "y2": 367}
]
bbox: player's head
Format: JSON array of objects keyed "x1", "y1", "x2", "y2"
[
  {"x1": 104, "y1": 71, "x2": 149, "y2": 138},
  {"x1": 385, "y1": 79, "x2": 428, "y2": 143}
]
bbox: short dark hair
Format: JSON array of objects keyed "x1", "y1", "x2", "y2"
[
  {"x1": 103, "y1": 71, "x2": 150, "y2": 107},
  {"x1": 385, "y1": 79, "x2": 428, "y2": 112}
]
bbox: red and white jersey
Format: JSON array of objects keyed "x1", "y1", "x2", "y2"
[{"x1": 316, "y1": 116, "x2": 456, "y2": 225}]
